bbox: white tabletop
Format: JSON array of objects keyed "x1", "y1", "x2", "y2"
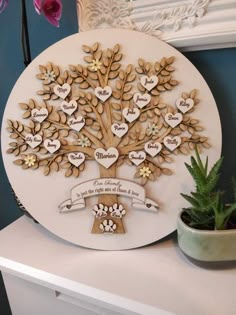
[{"x1": 0, "y1": 216, "x2": 235, "y2": 315}]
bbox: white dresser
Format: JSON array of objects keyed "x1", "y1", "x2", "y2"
[{"x1": 0, "y1": 216, "x2": 235, "y2": 315}]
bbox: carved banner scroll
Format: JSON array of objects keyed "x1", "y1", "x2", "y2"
[{"x1": 59, "y1": 178, "x2": 159, "y2": 213}]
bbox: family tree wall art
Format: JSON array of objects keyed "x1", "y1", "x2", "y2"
[{"x1": 5, "y1": 40, "x2": 210, "y2": 235}]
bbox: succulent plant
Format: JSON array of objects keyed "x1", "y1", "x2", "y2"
[{"x1": 181, "y1": 148, "x2": 236, "y2": 230}]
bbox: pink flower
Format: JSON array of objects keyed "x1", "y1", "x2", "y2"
[
  {"x1": 0, "y1": 0, "x2": 8, "y2": 13},
  {"x1": 33, "y1": 0, "x2": 62, "y2": 27}
]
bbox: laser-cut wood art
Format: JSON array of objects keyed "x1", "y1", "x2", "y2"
[{"x1": 6, "y1": 42, "x2": 210, "y2": 235}]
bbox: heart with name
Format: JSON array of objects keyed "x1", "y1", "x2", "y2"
[
  {"x1": 176, "y1": 97, "x2": 194, "y2": 113},
  {"x1": 44, "y1": 139, "x2": 61, "y2": 154},
  {"x1": 165, "y1": 113, "x2": 183, "y2": 128},
  {"x1": 25, "y1": 134, "x2": 42, "y2": 149},
  {"x1": 54, "y1": 83, "x2": 71, "y2": 99},
  {"x1": 68, "y1": 116, "x2": 85, "y2": 132},
  {"x1": 129, "y1": 151, "x2": 146, "y2": 166},
  {"x1": 144, "y1": 141, "x2": 162, "y2": 157},
  {"x1": 95, "y1": 86, "x2": 112, "y2": 102},
  {"x1": 31, "y1": 108, "x2": 48, "y2": 123},
  {"x1": 122, "y1": 108, "x2": 140, "y2": 123},
  {"x1": 94, "y1": 147, "x2": 119, "y2": 169},
  {"x1": 133, "y1": 93, "x2": 151, "y2": 109},
  {"x1": 60, "y1": 100, "x2": 77, "y2": 115},
  {"x1": 68, "y1": 152, "x2": 85, "y2": 167},
  {"x1": 140, "y1": 75, "x2": 158, "y2": 91},
  {"x1": 163, "y1": 136, "x2": 181, "y2": 151},
  {"x1": 111, "y1": 123, "x2": 128, "y2": 138}
]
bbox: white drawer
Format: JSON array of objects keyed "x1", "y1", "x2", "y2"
[{"x1": 2, "y1": 272, "x2": 123, "y2": 315}]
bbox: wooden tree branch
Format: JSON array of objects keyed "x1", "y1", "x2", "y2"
[
  {"x1": 60, "y1": 145, "x2": 95, "y2": 157},
  {"x1": 82, "y1": 128, "x2": 104, "y2": 148}
]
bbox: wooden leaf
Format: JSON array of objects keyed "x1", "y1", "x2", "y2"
[
  {"x1": 119, "y1": 71, "x2": 125, "y2": 80},
  {"x1": 111, "y1": 63, "x2": 121, "y2": 71},
  {"x1": 112, "y1": 91, "x2": 121, "y2": 100},
  {"x1": 55, "y1": 156, "x2": 63, "y2": 163},
  {"x1": 82, "y1": 45, "x2": 90, "y2": 53},
  {"x1": 113, "y1": 44, "x2": 120, "y2": 54},
  {"x1": 114, "y1": 53, "x2": 122, "y2": 62},
  {"x1": 135, "y1": 67, "x2": 143, "y2": 74},
  {"x1": 124, "y1": 85, "x2": 132, "y2": 93},
  {"x1": 92, "y1": 122, "x2": 101, "y2": 131},
  {"x1": 169, "y1": 80, "x2": 178, "y2": 86},
  {"x1": 112, "y1": 112, "x2": 122, "y2": 121},
  {"x1": 10, "y1": 133, "x2": 19, "y2": 139},
  {"x1": 162, "y1": 168, "x2": 172, "y2": 175},
  {"x1": 154, "y1": 62, "x2": 161, "y2": 72},
  {"x1": 6, "y1": 148, "x2": 14, "y2": 154},
  {"x1": 65, "y1": 168, "x2": 72, "y2": 177},
  {"x1": 138, "y1": 58, "x2": 145, "y2": 67},
  {"x1": 44, "y1": 166, "x2": 50, "y2": 176},
  {"x1": 74, "y1": 77, "x2": 84, "y2": 84},
  {"x1": 97, "y1": 103, "x2": 103, "y2": 114},
  {"x1": 190, "y1": 89, "x2": 197, "y2": 98},
  {"x1": 80, "y1": 81, "x2": 89, "y2": 89},
  {"x1": 109, "y1": 71, "x2": 119, "y2": 79},
  {"x1": 13, "y1": 159, "x2": 24, "y2": 165},
  {"x1": 19, "y1": 103, "x2": 29, "y2": 110},
  {"x1": 84, "y1": 56, "x2": 93, "y2": 63},
  {"x1": 73, "y1": 167, "x2": 80, "y2": 177},
  {"x1": 111, "y1": 103, "x2": 121, "y2": 110},
  {"x1": 122, "y1": 93, "x2": 133, "y2": 101},
  {"x1": 100, "y1": 66, "x2": 107, "y2": 75},
  {"x1": 179, "y1": 147, "x2": 189, "y2": 155},
  {"x1": 29, "y1": 99, "x2": 36, "y2": 109},
  {"x1": 166, "y1": 56, "x2": 175, "y2": 64},
  {"x1": 126, "y1": 73, "x2": 136, "y2": 82},
  {"x1": 50, "y1": 111, "x2": 60, "y2": 122},
  {"x1": 51, "y1": 161, "x2": 59, "y2": 172},
  {"x1": 157, "y1": 85, "x2": 166, "y2": 92},
  {"x1": 103, "y1": 56, "x2": 109, "y2": 67},
  {"x1": 89, "y1": 72, "x2": 98, "y2": 80},
  {"x1": 92, "y1": 42, "x2": 99, "y2": 52},
  {"x1": 22, "y1": 111, "x2": 31, "y2": 119}
]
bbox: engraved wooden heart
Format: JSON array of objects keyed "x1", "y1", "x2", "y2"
[
  {"x1": 54, "y1": 83, "x2": 71, "y2": 99},
  {"x1": 68, "y1": 152, "x2": 85, "y2": 167},
  {"x1": 25, "y1": 134, "x2": 42, "y2": 149},
  {"x1": 133, "y1": 93, "x2": 151, "y2": 109},
  {"x1": 163, "y1": 136, "x2": 181, "y2": 151},
  {"x1": 60, "y1": 100, "x2": 77, "y2": 115},
  {"x1": 68, "y1": 116, "x2": 85, "y2": 131},
  {"x1": 176, "y1": 97, "x2": 194, "y2": 113},
  {"x1": 129, "y1": 151, "x2": 146, "y2": 166},
  {"x1": 95, "y1": 86, "x2": 112, "y2": 102},
  {"x1": 94, "y1": 147, "x2": 119, "y2": 169},
  {"x1": 31, "y1": 108, "x2": 48, "y2": 123},
  {"x1": 164, "y1": 113, "x2": 183, "y2": 128},
  {"x1": 144, "y1": 141, "x2": 162, "y2": 157},
  {"x1": 122, "y1": 108, "x2": 140, "y2": 123},
  {"x1": 44, "y1": 139, "x2": 61, "y2": 153},
  {"x1": 111, "y1": 123, "x2": 128, "y2": 138},
  {"x1": 140, "y1": 75, "x2": 158, "y2": 91}
]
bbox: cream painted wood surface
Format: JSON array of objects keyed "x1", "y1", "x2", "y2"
[{"x1": 0, "y1": 216, "x2": 236, "y2": 315}]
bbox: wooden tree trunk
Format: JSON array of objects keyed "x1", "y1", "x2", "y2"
[{"x1": 91, "y1": 163, "x2": 125, "y2": 234}]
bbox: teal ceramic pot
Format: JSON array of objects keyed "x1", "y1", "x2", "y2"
[{"x1": 177, "y1": 212, "x2": 236, "y2": 262}]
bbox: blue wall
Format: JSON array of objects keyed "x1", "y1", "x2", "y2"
[
  {"x1": 0, "y1": 1, "x2": 236, "y2": 314},
  {"x1": 0, "y1": 1, "x2": 78, "y2": 314}
]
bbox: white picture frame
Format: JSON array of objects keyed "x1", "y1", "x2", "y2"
[{"x1": 77, "y1": 0, "x2": 236, "y2": 51}]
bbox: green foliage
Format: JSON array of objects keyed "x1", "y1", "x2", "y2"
[{"x1": 181, "y1": 147, "x2": 236, "y2": 230}]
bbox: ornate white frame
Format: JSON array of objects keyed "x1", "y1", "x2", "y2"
[{"x1": 77, "y1": 0, "x2": 236, "y2": 51}]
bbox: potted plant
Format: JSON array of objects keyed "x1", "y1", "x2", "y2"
[{"x1": 177, "y1": 148, "x2": 236, "y2": 262}]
